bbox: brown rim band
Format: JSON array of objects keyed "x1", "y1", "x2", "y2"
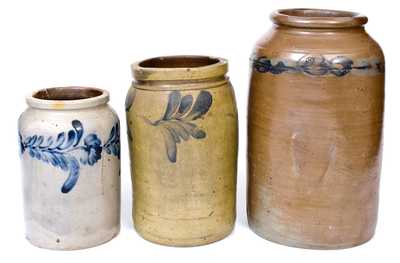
[{"x1": 271, "y1": 8, "x2": 368, "y2": 29}]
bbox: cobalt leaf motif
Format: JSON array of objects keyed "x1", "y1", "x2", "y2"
[{"x1": 150, "y1": 90, "x2": 212, "y2": 163}]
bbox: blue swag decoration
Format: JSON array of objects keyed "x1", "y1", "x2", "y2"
[
  {"x1": 251, "y1": 55, "x2": 385, "y2": 77},
  {"x1": 19, "y1": 120, "x2": 120, "y2": 193}
]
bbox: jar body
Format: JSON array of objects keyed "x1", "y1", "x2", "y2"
[
  {"x1": 19, "y1": 104, "x2": 120, "y2": 250},
  {"x1": 126, "y1": 79, "x2": 238, "y2": 246},
  {"x1": 248, "y1": 25, "x2": 384, "y2": 248}
]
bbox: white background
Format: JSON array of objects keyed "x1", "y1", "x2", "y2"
[{"x1": 1, "y1": 0, "x2": 399, "y2": 262}]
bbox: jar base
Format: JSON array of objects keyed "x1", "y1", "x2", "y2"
[
  {"x1": 134, "y1": 225, "x2": 234, "y2": 247},
  {"x1": 248, "y1": 222, "x2": 374, "y2": 250},
  {"x1": 25, "y1": 227, "x2": 120, "y2": 251}
]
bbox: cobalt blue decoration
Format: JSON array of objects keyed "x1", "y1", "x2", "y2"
[
  {"x1": 252, "y1": 55, "x2": 384, "y2": 77},
  {"x1": 19, "y1": 120, "x2": 120, "y2": 193},
  {"x1": 150, "y1": 90, "x2": 212, "y2": 163}
]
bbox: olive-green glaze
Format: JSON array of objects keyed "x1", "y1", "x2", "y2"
[{"x1": 126, "y1": 56, "x2": 238, "y2": 246}]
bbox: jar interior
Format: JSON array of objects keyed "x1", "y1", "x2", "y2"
[
  {"x1": 139, "y1": 56, "x2": 220, "y2": 68},
  {"x1": 33, "y1": 87, "x2": 103, "y2": 101}
]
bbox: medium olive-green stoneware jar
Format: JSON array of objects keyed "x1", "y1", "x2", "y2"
[{"x1": 126, "y1": 55, "x2": 238, "y2": 246}]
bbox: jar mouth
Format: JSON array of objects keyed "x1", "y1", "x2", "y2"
[
  {"x1": 132, "y1": 55, "x2": 228, "y2": 81},
  {"x1": 27, "y1": 86, "x2": 109, "y2": 110},
  {"x1": 271, "y1": 8, "x2": 368, "y2": 28}
]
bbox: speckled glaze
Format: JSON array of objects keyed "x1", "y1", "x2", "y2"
[
  {"x1": 248, "y1": 9, "x2": 385, "y2": 249},
  {"x1": 18, "y1": 87, "x2": 120, "y2": 250},
  {"x1": 126, "y1": 56, "x2": 238, "y2": 246}
]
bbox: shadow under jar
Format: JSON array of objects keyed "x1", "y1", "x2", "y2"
[
  {"x1": 18, "y1": 87, "x2": 121, "y2": 250},
  {"x1": 248, "y1": 9, "x2": 384, "y2": 249},
  {"x1": 126, "y1": 56, "x2": 238, "y2": 246}
]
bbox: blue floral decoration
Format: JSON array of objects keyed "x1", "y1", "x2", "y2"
[
  {"x1": 81, "y1": 134, "x2": 102, "y2": 165},
  {"x1": 19, "y1": 120, "x2": 120, "y2": 194}
]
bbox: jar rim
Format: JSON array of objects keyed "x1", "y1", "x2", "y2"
[
  {"x1": 26, "y1": 86, "x2": 109, "y2": 110},
  {"x1": 132, "y1": 55, "x2": 228, "y2": 81},
  {"x1": 271, "y1": 8, "x2": 368, "y2": 29}
]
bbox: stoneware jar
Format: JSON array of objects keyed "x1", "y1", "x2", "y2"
[
  {"x1": 126, "y1": 56, "x2": 238, "y2": 246},
  {"x1": 248, "y1": 9, "x2": 384, "y2": 249},
  {"x1": 18, "y1": 87, "x2": 121, "y2": 250}
]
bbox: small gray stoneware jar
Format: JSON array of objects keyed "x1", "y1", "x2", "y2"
[{"x1": 18, "y1": 86, "x2": 121, "y2": 250}]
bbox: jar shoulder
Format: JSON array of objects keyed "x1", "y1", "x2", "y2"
[
  {"x1": 19, "y1": 105, "x2": 119, "y2": 137},
  {"x1": 126, "y1": 81, "x2": 237, "y2": 114},
  {"x1": 254, "y1": 27, "x2": 384, "y2": 59},
  {"x1": 126, "y1": 82, "x2": 238, "y2": 131}
]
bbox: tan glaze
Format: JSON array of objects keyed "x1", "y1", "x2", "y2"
[
  {"x1": 126, "y1": 56, "x2": 238, "y2": 246},
  {"x1": 248, "y1": 9, "x2": 384, "y2": 249}
]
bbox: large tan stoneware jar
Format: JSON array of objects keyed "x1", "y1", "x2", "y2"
[
  {"x1": 248, "y1": 9, "x2": 384, "y2": 249},
  {"x1": 126, "y1": 56, "x2": 238, "y2": 246}
]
